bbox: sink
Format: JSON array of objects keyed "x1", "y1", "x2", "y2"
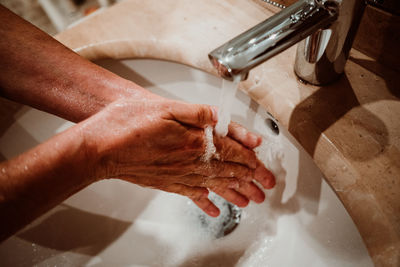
[{"x1": 0, "y1": 59, "x2": 373, "y2": 266}]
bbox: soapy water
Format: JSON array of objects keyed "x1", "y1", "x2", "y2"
[
  {"x1": 212, "y1": 75, "x2": 284, "y2": 175},
  {"x1": 200, "y1": 75, "x2": 285, "y2": 235},
  {"x1": 202, "y1": 126, "x2": 219, "y2": 162},
  {"x1": 150, "y1": 189, "x2": 280, "y2": 267},
  {"x1": 196, "y1": 192, "x2": 242, "y2": 238},
  {"x1": 199, "y1": 77, "x2": 243, "y2": 238},
  {"x1": 207, "y1": 75, "x2": 285, "y2": 181},
  {"x1": 184, "y1": 76, "x2": 286, "y2": 265}
]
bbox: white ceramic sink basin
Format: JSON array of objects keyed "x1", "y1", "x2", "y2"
[{"x1": 0, "y1": 59, "x2": 373, "y2": 267}]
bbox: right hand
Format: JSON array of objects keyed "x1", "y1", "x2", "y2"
[{"x1": 80, "y1": 94, "x2": 275, "y2": 216}]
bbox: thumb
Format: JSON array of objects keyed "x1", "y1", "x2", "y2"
[{"x1": 171, "y1": 102, "x2": 218, "y2": 128}]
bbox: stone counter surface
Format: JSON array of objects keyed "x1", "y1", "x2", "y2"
[{"x1": 55, "y1": 0, "x2": 400, "y2": 265}]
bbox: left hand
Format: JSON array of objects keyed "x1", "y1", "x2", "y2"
[{"x1": 80, "y1": 93, "x2": 275, "y2": 216}]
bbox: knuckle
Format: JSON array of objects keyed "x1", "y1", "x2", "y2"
[
  {"x1": 190, "y1": 189, "x2": 205, "y2": 200},
  {"x1": 236, "y1": 167, "x2": 254, "y2": 181},
  {"x1": 196, "y1": 108, "x2": 207, "y2": 124}
]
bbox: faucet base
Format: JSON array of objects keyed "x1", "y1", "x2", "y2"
[
  {"x1": 294, "y1": 0, "x2": 366, "y2": 85},
  {"x1": 294, "y1": 37, "x2": 344, "y2": 85}
]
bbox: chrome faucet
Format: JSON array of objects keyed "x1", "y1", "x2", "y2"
[{"x1": 208, "y1": 0, "x2": 365, "y2": 85}]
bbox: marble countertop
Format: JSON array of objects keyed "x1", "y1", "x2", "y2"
[{"x1": 55, "y1": 0, "x2": 400, "y2": 265}]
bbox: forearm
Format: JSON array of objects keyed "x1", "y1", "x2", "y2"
[
  {"x1": 0, "y1": 124, "x2": 95, "y2": 241},
  {"x1": 0, "y1": 5, "x2": 145, "y2": 122}
]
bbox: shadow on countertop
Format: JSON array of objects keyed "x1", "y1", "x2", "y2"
[{"x1": 288, "y1": 68, "x2": 396, "y2": 162}]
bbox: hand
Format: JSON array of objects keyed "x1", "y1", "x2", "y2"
[{"x1": 82, "y1": 94, "x2": 275, "y2": 216}]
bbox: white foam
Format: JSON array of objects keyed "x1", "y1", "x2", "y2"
[
  {"x1": 236, "y1": 235, "x2": 275, "y2": 267},
  {"x1": 202, "y1": 125, "x2": 218, "y2": 162},
  {"x1": 255, "y1": 136, "x2": 285, "y2": 180}
]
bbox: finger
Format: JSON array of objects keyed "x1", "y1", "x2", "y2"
[
  {"x1": 254, "y1": 160, "x2": 276, "y2": 189},
  {"x1": 228, "y1": 122, "x2": 262, "y2": 149},
  {"x1": 192, "y1": 197, "x2": 220, "y2": 217},
  {"x1": 160, "y1": 183, "x2": 208, "y2": 199},
  {"x1": 212, "y1": 188, "x2": 249, "y2": 208},
  {"x1": 235, "y1": 181, "x2": 265, "y2": 203},
  {"x1": 196, "y1": 159, "x2": 275, "y2": 191},
  {"x1": 160, "y1": 184, "x2": 220, "y2": 217},
  {"x1": 196, "y1": 160, "x2": 255, "y2": 182},
  {"x1": 179, "y1": 174, "x2": 240, "y2": 189},
  {"x1": 213, "y1": 135, "x2": 258, "y2": 169},
  {"x1": 169, "y1": 101, "x2": 218, "y2": 128}
]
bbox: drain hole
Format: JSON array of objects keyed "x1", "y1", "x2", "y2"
[
  {"x1": 220, "y1": 203, "x2": 241, "y2": 237},
  {"x1": 266, "y1": 118, "x2": 279, "y2": 135},
  {"x1": 198, "y1": 193, "x2": 242, "y2": 238}
]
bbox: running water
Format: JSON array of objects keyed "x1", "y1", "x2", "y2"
[
  {"x1": 214, "y1": 76, "x2": 241, "y2": 137},
  {"x1": 202, "y1": 77, "x2": 240, "y2": 161}
]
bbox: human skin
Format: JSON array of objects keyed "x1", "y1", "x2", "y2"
[{"x1": 0, "y1": 6, "x2": 275, "y2": 241}]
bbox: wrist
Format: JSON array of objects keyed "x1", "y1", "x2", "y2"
[
  {"x1": 53, "y1": 125, "x2": 99, "y2": 185},
  {"x1": 99, "y1": 75, "x2": 150, "y2": 104},
  {"x1": 75, "y1": 107, "x2": 117, "y2": 181}
]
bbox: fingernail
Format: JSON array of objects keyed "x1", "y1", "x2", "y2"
[
  {"x1": 264, "y1": 168, "x2": 276, "y2": 189},
  {"x1": 208, "y1": 207, "x2": 220, "y2": 217},
  {"x1": 211, "y1": 106, "x2": 218, "y2": 123},
  {"x1": 237, "y1": 198, "x2": 250, "y2": 208},
  {"x1": 253, "y1": 191, "x2": 265, "y2": 203},
  {"x1": 267, "y1": 175, "x2": 276, "y2": 189},
  {"x1": 250, "y1": 133, "x2": 262, "y2": 147},
  {"x1": 255, "y1": 165, "x2": 275, "y2": 189}
]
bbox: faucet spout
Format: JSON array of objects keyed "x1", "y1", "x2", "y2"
[{"x1": 209, "y1": 0, "x2": 365, "y2": 84}]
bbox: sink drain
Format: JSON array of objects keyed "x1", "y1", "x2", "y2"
[{"x1": 197, "y1": 193, "x2": 242, "y2": 238}]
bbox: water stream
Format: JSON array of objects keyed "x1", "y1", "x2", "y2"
[
  {"x1": 215, "y1": 76, "x2": 241, "y2": 137},
  {"x1": 198, "y1": 76, "x2": 243, "y2": 238}
]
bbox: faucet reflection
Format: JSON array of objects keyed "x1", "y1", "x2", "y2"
[{"x1": 209, "y1": 0, "x2": 365, "y2": 85}]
